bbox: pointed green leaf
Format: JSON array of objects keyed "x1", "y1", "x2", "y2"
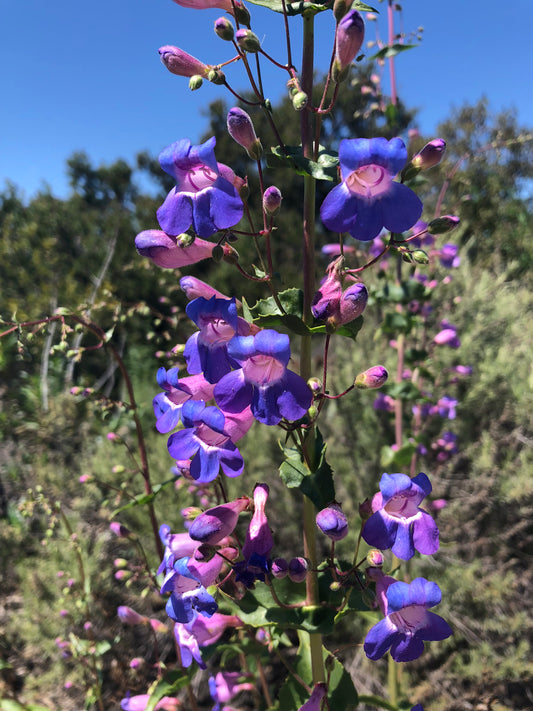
[
  {"x1": 370, "y1": 43, "x2": 418, "y2": 60},
  {"x1": 145, "y1": 670, "x2": 191, "y2": 711}
]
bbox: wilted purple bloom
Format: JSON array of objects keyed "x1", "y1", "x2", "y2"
[
  {"x1": 153, "y1": 368, "x2": 214, "y2": 433},
  {"x1": 312, "y1": 256, "x2": 368, "y2": 328},
  {"x1": 438, "y1": 243, "x2": 460, "y2": 268},
  {"x1": 156, "y1": 137, "x2": 243, "y2": 238},
  {"x1": 362, "y1": 473, "x2": 439, "y2": 560},
  {"x1": 364, "y1": 577, "x2": 452, "y2": 662},
  {"x1": 167, "y1": 401, "x2": 245, "y2": 483},
  {"x1": 320, "y1": 138, "x2": 423, "y2": 242},
  {"x1": 214, "y1": 329, "x2": 312, "y2": 425}
]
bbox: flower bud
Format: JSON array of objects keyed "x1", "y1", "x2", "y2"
[
  {"x1": 412, "y1": 138, "x2": 446, "y2": 170},
  {"x1": 177, "y1": 232, "x2": 195, "y2": 248},
  {"x1": 337, "y1": 282, "x2": 368, "y2": 325},
  {"x1": 189, "y1": 75, "x2": 203, "y2": 91},
  {"x1": 411, "y1": 249, "x2": 430, "y2": 264},
  {"x1": 333, "y1": 0, "x2": 349, "y2": 22},
  {"x1": 117, "y1": 606, "x2": 148, "y2": 626},
  {"x1": 271, "y1": 558, "x2": 289, "y2": 578},
  {"x1": 333, "y1": 10, "x2": 365, "y2": 83},
  {"x1": 109, "y1": 522, "x2": 134, "y2": 539},
  {"x1": 307, "y1": 377, "x2": 322, "y2": 394},
  {"x1": 427, "y1": 215, "x2": 460, "y2": 235},
  {"x1": 214, "y1": 16, "x2": 234, "y2": 41},
  {"x1": 263, "y1": 186, "x2": 282, "y2": 215},
  {"x1": 159, "y1": 46, "x2": 209, "y2": 78},
  {"x1": 292, "y1": 91, "x2": 308, "y2": 111},
  {"x1": 236, "y1": 28, "x2": 261, "y2": 53},
  {"x1": 227, "y1": 107, "x2": 263, "y2": 160},
  {"x1": 316, "y1": 504, "x2": 349, "y2": 541},
  {"x1": 288, "y1": 557, "x2": 308, "y2": 583},
  {"x1": 188, "y1": 496, "x2": 250, "y2": 545},
  {"x1": 212, "y1": 244, "x2": 224, "y2": 262},
  {"x1": 366, "y1": 549, "x2": 384, "y2": 567},
  {"x1": 354, "y1": 365, "x2": 388, "y2": 390},
  {"x1": 207, "y1": 68, "x2": 226, "y2": 85}
]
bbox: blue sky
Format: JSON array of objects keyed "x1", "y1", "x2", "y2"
[{"x1": 1, "y1": 0, "x2": 532, "y2": 199}]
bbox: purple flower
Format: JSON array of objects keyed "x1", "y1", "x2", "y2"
[
  {"x1": 364, "y1": 577, "x2": 452, "y2": 662},
  {"x1": 161, "y1": 556, "x2": 218, "y2": 624},
  {"x1": 362, "y1": 473, "x2": 439, "y2": 560},
  {"x1": 156, "y1": 137, "x2": 243, "y2": 238},
  {"x1": 438, "y1": 243, "x2": 460, "y2": 268},
  {"x1": 188, "y1": 496, "x2": 250, "y2": 545},
  {"x1": 153, "y1": 368, "x2": 214, "y2": 433},
  {"x1": 434, "y1": 321, "x2": 460, "y2": 348},
  {"x1": 210, "y1": 672, "x2": 255, "y2": 704},
  {"x1": 214, "y1": 329, "x2": 312, "y2": 425},
  {"x1": 159, "y1": 45, "x2": 209, "y2": 78},
  {"x1": 234, "y1": 484, "x2": 274, "y2": 588},
  {"x1": 430, "y1": 395, "x2": 457, "y2": 420},
  {"x1": 431, "y1": 431, "x2": 458, "y2": 462},
  {"x1": 167, "y1": 400, "x2": 245, "y2": 483},
  {"x1": 312, "y1": 256, "x2": 368, "y2": 329},
  {"x1": 320, "y1": 138, "x2": 423, "y2": 242},
  {"x1": 184, "y1": 296, "x2": 246, "y2": 384}
]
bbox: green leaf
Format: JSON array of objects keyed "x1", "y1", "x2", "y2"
[
  {"x1": 267, "y1": 145, "x2": 338, "y2": 181},
  {"x1": 246, "y1": 0, "x2": 330, "y2": 15},
  {"x1": 279, "y1": 430, "x2": 335, "y2": 509},
  {"x1": 384, "y1": 381, "x2": 420, "y2": 401},
  {"x1": 111, "y1": 477, "x2": 176, "y2": 516},
  {"x1": 370, "y1": 43, "x2": 418, "y2": 60},
  {"x1": 380, "y1": 441, "x2": 417, "y2": 469},
  {"x1": 145, "y1": 670, "x2": 191, "y2": 711},
  {"x1": 247, "y1": 288, "x2": 309, "y2": 335},
  {"x1": 299, "y1": 429, "x2": 335, "y2": 509},
  {"x1": 380, "y1": 311, "x2": 416, "y2": 335},
  {"x1": 372, "y1": 280, "x2": 429, "y2": 304}
]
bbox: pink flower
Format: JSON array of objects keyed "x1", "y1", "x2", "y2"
[
  {"x1": 135, "y1": 230, "x2": 216, "y2": 269},
  {"x1": 159, "y1": 46, "x2": 209, "y2": 78}
]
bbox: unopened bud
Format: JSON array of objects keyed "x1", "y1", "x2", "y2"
[
  {"x1": 366, "y1": 549, "x2": 384, "y2": 567},
  {"x1": 263, "y1": 186, "x2": 282, "y2": 215},
  {"x1": 427, "y1": 215, "x2": 460, "y2": 234},
  {"x1": 214, "y1": 16, "x2": 235, "y2": 41},
  {"x1": 227, "y1": 107, "x2": 263, "y2": 160},
  {"x1": 236, "y1": 28, "x2": 261, "y2": 53},
  {"x1": 359, "y1": 498, "x2": 373, "y2": 521},
  {"x1": 307, "y1": 377, "x2": 322, "y2": 394},
  {"x1": 333, "y1": 0, "x2": 349, "y2": 22},
  {"x1": 333, "y1": 10, "x2": 365, "y2": 83},
  {"x1": 316, "y1": 504, "x2": 349, "y2": 541},
  {"x1": 177, "y1": 232, "x2": 195, "y2": 248},
  {"x1": 189, "y1": 75, "x2": 203, "y2": 91},
  {"x1": 233, "y1": 3, "x2": 251, "y2": 26},
  {"x1": 114, "y1": 558, "x2": 128, "y2": 569},
  {"x1": 412, "y1": 138, "x2": 446, "y2": 170},
  {"x1": 354, "y1": 365, "x2": 388, "y2": 390},
  {"x1": 288, "y1": 557, "x2": 309, "y2": 583},
  {"x1": 412, "y1": 249, "x2": 430, "y2": 264},
  {"x1": 292, "y1": 91, "x2": 308, "y2": 111},
  {"x1": 207, "y1": 68, "x2": 226, "y2": 85},
  {"x1": 159, "y1": 46, "x2": 209, "y2": 78},
  {"x1": 307, "y1": 405, "x2": 318, "y2": 420},
  {"x1": 271, "y1": 558, "x2": 289, "y2": 579},
  {"x1": 330, "y1": 580, "x2": 342, "y2": 591},
  {"x1": 109, "y1": 522, "x2": 134, "y2": 539},
  {"x1": 222, "y1": 243, "x2": 240, "y2": 264}
]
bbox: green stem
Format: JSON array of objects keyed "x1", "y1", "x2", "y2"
[{"x1": 299, "y1": 9, "x2": 325, "y2": 687}]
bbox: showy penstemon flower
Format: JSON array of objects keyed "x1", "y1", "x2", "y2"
[
  {"x1": 364, "y1": 573, "x2": 452, "y2": 662},
  {"x1": 320, "y1": 137, "x2": 423, "y2": 241},
  {"x1": 156, "y1": 137, "x2": 244, "y2": 238},
  {"x1": 362, "y1": 472, "x2": 439, "y2": 560},
  {"x1": 214, "y1": 329, "x2": 312, "y2": 425}
]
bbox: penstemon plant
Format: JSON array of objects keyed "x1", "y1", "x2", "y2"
[
  {"x1": 0, "y1": 1, "x2": 471, "y2": 710},
  {"x1": 126, "y1": 1, "x2": 462, "y2": 710}
]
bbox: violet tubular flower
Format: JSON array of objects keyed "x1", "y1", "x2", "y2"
[
  {"x1": 364, "y1": 577, "x2": 452, "y2": 662},
  {"x1": 167, "y1": 400, "x2": 246, "y2": 483},
  {"x1": 362, "y1": 472, "x2": 439, "y2": 560},
  {"x1": 156, "y1": 137, "x2": 243, "y2": 238},
  {"x1": 153, "y1": 368, "x2": 214, "y2": 434},
  {"x1": 135, "y1": 229, "x2": 216, "y2": 269},
  {"x1": 214, "y1": 329, "x2": 312, "y2": 425},
  {"x1": 320, "y1": 137, "x2": 423, "y2": 242},
  {"x1": 184, "y1": 296, "x2": 250, "y2": 384}
]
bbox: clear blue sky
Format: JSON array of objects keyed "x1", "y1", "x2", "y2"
[{"x1": 1, "y1": 0, "x2": 531, "y2": 199}]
